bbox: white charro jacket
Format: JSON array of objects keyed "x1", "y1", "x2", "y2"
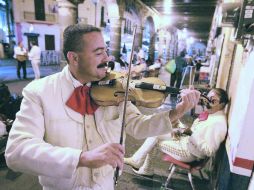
[
  {"x1": 188, "y1": 110, "x2": 227, "y2": 159},
  {"x1": 5, "y1": 66, "x2": 173, "y2": 190}
]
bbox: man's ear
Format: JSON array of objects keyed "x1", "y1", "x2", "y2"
[{"x1": 67, "y1": 52, "x2": 79, "y2": 65}]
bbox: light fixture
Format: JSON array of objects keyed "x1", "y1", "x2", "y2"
[
  {"x1": 91, "y1": 0, "x2": 99, "y2": 5},
  {"x1": 187, "y1": 37, "x2": 195, "y2": 45},
  {"x1": 29, "y1": 24, "x2": 34, "y2": 33},
  {"x1": 163, "y1": 0, "x2": 173, "y2": 14}
]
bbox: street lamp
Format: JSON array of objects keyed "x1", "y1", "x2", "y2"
[{"x1": 92, "y1": 0, "x2": 99, "y2": 26}]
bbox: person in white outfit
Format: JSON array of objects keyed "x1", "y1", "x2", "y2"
[
  {"x1": 124, "y1": 88, "x2": 228, "y2": 177},
  {"x1": 28, "y1": 41, "x2": 41, "y2": 79},
  {"x1": 148, "y1": 58, "x2": 162, "y2": 70},
  {"x1": 5, "y1": 24, "x2": 200, "y2": 190}
]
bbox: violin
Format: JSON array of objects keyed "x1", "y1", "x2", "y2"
[{"x1": 90, "y1": 71, "x2": 211, "y2": 108}]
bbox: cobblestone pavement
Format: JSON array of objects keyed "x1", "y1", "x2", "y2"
[{"x1": 0, "y1": 60, "x2": 210, "y2": 190}]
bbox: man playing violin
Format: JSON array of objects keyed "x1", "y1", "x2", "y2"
[
  {"x1": 5, "y1": 24, "x2": 200, "y2": 190},
  {"x1": 124, "y1": 88, "x2": 228, "y2": 177}
]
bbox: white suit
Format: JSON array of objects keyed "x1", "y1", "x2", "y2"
[
  {"x1": 28, "y1": 45, "x2": 41, "y2": 79},
  {"x1": 128, "y1": 110, "x2": 227, "y2": 173},
  {"x1": 5, "y1": 66, "x2": 173, "y2": 190}
]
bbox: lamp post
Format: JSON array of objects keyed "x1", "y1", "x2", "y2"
[{"x1": 92, "y1": 0, "x2": 99, "y2": 26}]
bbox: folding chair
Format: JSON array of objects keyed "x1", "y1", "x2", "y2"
[{"x1": 161, "y1": 154, "x2": 209, "y2": 190}]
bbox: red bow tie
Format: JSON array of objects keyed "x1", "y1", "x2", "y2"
[
  {"x1": 198, "y1": 111, "x2": 209, "y2": 121},
  {"x1": 66, "y1": 86, "x2": 99, "y2": 115}
]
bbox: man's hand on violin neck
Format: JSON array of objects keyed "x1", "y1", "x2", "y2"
[
  {"x1": 78, "y1": 143, "x2": 125, "y2": 170},
  {"x1": 170, "y1": 89, "x2": 200, "y2": 123}
]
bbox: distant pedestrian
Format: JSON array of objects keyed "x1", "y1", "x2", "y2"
[
  {"x1": 28, "y1": 41, "x2": 41, "y2": 79},
  {"x1": 194, "y1": 59, "x2": 202, "y2": 82},
  {"x1": 170, "y1": 51, "x2": 187, "y2": 88},
  {"x1": 122, "y1": 43, "x2": 127, "y2": 54},
  {"x1": 14, "y1": 41, "x2": 27, "y2": 79}
]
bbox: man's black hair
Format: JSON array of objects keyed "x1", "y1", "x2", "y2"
[
  {"x1": 180, "y1": 50, "x2": 185, "y2": 57},
  {"x1": 63, "y1": 24, "x2": 101, "y2": 62},
  {"x1": 213, "y1": 88, "x2": 229, "y2": 105}
]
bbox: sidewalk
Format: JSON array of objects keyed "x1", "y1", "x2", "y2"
[{"x1": 0, "y1": 58, "x2": 62, "y2": 83}]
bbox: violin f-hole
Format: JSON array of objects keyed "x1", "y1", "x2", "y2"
[{"x1": 114, "y1": 91, "x2": 125, "y2": 97}]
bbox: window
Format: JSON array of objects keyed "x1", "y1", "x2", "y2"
[
  {"x1": 45, "y1": 35, "x2": 55, "y2": 50},
  {"x1": 34, "y1": 0, "x2": 45, "y2": 21},
  {"x1": 100, "y1": 6, "x2": 105, "y2": 27}
]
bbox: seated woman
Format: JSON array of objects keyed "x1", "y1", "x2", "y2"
[
  {"x1": 148, "y1": 58, "x2": 162, "y2": 70},
  {"x1": 146, "y1": 58, "x2": 163, "y2": 77},
  {"x1": 124, "y1": 88, "x2": 229, "y2": 176}
]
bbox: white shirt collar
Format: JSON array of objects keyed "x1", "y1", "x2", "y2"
[
  {"x1": 67, "y1": 67, "x2": 91, "y2": 88},
  {"x1": 209, "y1": 110, "x2": 225, "y2": 117}
]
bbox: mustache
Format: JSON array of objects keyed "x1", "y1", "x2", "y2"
[{"x1": 97, "y1": 62, "x2": 108, "y2": 69}]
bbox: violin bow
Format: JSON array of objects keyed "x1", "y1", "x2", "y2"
[{"x1": 114, "y1": 25, "x2": 137, "y2": 186}]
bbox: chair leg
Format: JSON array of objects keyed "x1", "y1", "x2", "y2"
[
  {"x1": 188, "y1": 172, "x2": 196, "y2": 190},
  {"x1": 164, "y1": 165, "x2": 176, "y2": 188}
]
